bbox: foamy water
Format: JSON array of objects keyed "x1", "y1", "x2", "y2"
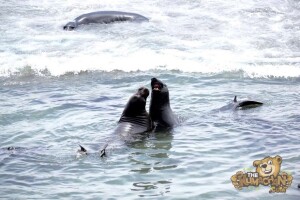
[{"x1": 1, "y1": 0, "x2": 299, "y2": 77}]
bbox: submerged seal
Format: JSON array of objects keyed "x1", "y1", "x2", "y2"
[
  {"x1": 76, "y1": 145, "x2": 88, "y2": 158},
  {"x1": 233, "y1": 96, "x2": 263, "y2": 110},
  {"x1": 63, "y1": 11, "x2": 149, "y2": 30},
  {"x1": 149, "y1": 78, "x2": 179, "y2": 130},
  {"x1": 76, "y1": 144, "x2": 107, "y2": 158},
  {"x1": 115, "y1": 87, "x2": 153, "y2": 136}
]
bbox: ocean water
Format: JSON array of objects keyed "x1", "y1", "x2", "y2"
[{"x1": 1, "y1": 0, "x2": 300, "y2": 199}]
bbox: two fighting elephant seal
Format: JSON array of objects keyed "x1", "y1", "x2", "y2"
[
  {"x1": 149, "y1": 78, "x2": 179, "y2": 130},
  {"x1": 115, "y1": 87, "x2": 153, "y2": 137},
  {"x1": 64, "y1": 11, "x2": 149, "y2": 30},
  {"x1": 116, "y1": 78, "x2": 179, "y2": 133}
]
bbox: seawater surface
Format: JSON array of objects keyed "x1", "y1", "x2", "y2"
[
  {"x1": 1, "y1": 72, "x2": 300, "y2": 199},
  {"x1": 1, "y1": 0, "x2": 300, "y2": 199}
]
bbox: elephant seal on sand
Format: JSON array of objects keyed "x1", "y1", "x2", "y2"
[
  {"x1": 63, "y1": 11, "x2": 149, "y2": 30},
  {"x1": 149, "y1": 78, "x2": 179, "y2": 130},
  {"x1": 115, "y1": 87, "x2": 153, "y2": 137}
]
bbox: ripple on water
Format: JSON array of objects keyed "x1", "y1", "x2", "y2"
[{"x1": 1, "y1": 70, "x2": 300, "y2": 199}]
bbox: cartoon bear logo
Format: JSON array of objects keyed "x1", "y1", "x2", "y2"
[
  {"x1": 253, "y1": 155, "x2": 282, "y2": 178},
  {"x1": 231, "y1": 155, "x2": 293, "y2": 193}
]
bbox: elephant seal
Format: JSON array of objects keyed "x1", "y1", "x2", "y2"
[
  {"x1": 115, "y1": 87, "x2": 153, "y2": 137},
  {"x1": 216, "y1": 96, "x2": 263, "y2": 112},
  {"x1": 149, "y1": 78, "x2": 179, "y2": 130},
  {"x1": 233, "y1": 96, "x2": 263, "y2": 109},
  {"x1": 63, "y1": 11, "x2": 149, "y2": 30}
]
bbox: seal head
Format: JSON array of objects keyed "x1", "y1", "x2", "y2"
[
  {"x1": 120, "y1": 87, "x2": 149, "y2": 119},
  {"x1": 63, "y1": 22, "x2": 77, "y2": 31},
  {"x1": 116, "y1": 87, "x2": 153, "y2": 136}
]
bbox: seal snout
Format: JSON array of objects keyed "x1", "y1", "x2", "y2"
[
  {"x1": 63, "y1": 22, "x2": 77, "y2": 31},
  {"x1": 151, "y1": 78, "x2": 163, "y2": 91},
  {"x1": 153, "y1": 83, "x2": 161, "y2": 91},
  {"x1": 137, "y1": 87, "x2": 149, "y2": 99}
]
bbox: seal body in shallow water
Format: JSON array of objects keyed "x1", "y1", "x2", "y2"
[
  {"x1": 115, "y1": 87, "x2": 153, "y2": 137},
  {"x1": 216, "y1": 96, "x2": 263, "y2": 112},
  {"x1": 149, "y1": 78, "x2": 179, "y2": 130},
  {"x1": 63, "y1": 11, "x2": 149, "y2": 30},
  {"x1": 233, "y1": 96, "x2": 263, "y2": 110}
]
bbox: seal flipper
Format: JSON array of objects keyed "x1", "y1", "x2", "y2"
[
  {"x1": 76, "y1": 145, "x2": 88, "y2": 158},
  {"x1": 233, "y1": 96, "x2": 237, "y2": 103},
  {"x1": 79, "y1": 145, "x2": 87, "y2": 153},
  {"x1": 100, "y1": 144, "x2": 108, "y2": 157}
]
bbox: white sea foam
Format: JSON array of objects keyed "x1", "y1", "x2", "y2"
[{"x1": 1, "y1": 0, "x2": 299, "y2": 77}]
